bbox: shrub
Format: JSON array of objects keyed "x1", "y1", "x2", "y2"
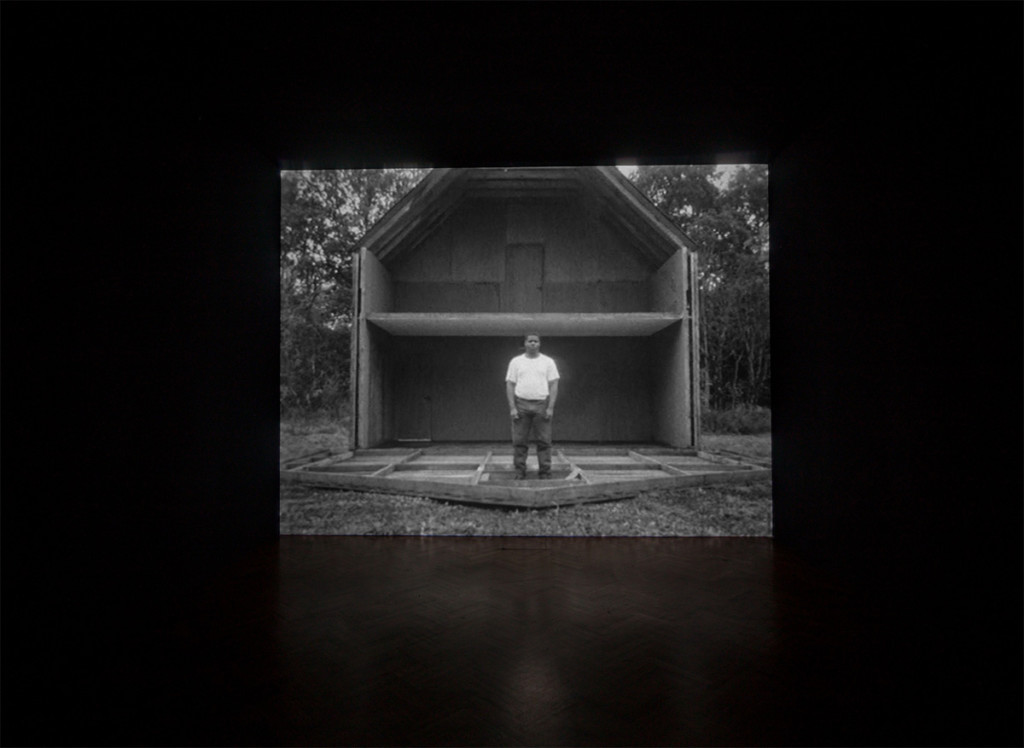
[
  {"x1": 280, "y1": 316, "x2": 350, "y2": 416},
  {"x1": 702, "y1": 406, "x2": 771, "y2": 435}
]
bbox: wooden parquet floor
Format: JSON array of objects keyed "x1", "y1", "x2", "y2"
[{"x1": 43, "y1": 537, "x2": 1017, "y2": 746}]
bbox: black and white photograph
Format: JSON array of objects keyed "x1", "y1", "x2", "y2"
[{"x1": 279, "y1": 165, "x2": 772, "y2": 536}]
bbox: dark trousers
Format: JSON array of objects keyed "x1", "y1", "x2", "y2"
[{"x1": 512, "y1": 397, "x2": 552, "y2": 476}]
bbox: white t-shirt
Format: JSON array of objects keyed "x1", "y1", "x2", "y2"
[{"x1": 505, "y1": 353, "x2": 560, "y2": 400}]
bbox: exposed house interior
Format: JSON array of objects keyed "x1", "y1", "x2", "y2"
[
  {"x1": 350, "y1": 166, "x2": 700, "y2": 448},
  {"x1": 5, "y1": 5, "x2": 1020, "y2": 747}
]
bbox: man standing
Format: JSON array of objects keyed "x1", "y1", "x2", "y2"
[{"x1": 505, "y1": 334, "x2": 560, "y2": 479}]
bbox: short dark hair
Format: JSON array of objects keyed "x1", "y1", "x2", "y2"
[{"x1": 523, "y1": 333, "x2": 541, "y2": 342}]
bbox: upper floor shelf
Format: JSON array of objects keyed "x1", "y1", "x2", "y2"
[{"x1": 365, "y1": 312, "x2": 685, "y2": 337}]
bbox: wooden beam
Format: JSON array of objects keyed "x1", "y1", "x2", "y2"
[
  {"x1": 593, "y1": 166, "x2": 697, "y2": 253},
  {"x1": 280, "y1": 448, "x2": 334, "y2": 469},
  {"x1": 471, "y1": 451, "x2": 493, "y2": 486},
  {"x1": 697, "y1": 451, "x2": 760, "y2": 468},
  {"x1": 296, "y1": 451, "x2": 356, "y2": 470},
  {"x1": 709, "y1": 449, "x2": 772, "y2": 467},
  {"x1": 369, "y1": 449, "x2": 423, "y2": 477},
  {"x1": 557, "y1": 449, "x2": 591, "y2": 484},
  {"x1": 358, "y1": 169, "x2": 458, "y2": 259},
  {"x1": 590, "y1": 193, "x2": 667, "y2": 265},
  {"x1": 349, "y1": 251, "x2": 361, "y2": 451},
  {"x1": 628, "y1": 450, "x2": 695, "y2": 476},
  {"x1": 366, "y1": 312, "x2": 683, "y2": 337},
  {"x1": 377, "y1": 183, "x2": 465, "y2": 262},
  {"x1": 689, "y1": 250, "x2": 702, "y2": 451},
  {"x1": 393, "y1": 461, "x2": 484, "y2": 471},
  {"x1": 281, "y1": 462, "x2": 770, "y2": 508}
]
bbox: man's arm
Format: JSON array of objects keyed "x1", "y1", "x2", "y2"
[
  {"x1": 506, "y1": 381, "x2": 519, "y2": 419},
  {"x1": 546, "y1": 380, "x2": 559, "y2": 419}
]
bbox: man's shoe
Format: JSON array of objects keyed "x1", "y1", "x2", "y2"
[{"x1": 513, "y1": 473, "x2": 527, "y2": 480}]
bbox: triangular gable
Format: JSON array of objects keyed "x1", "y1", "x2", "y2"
[{"x1": 355, "y1": 167, "x2": 697, "y2": 265}]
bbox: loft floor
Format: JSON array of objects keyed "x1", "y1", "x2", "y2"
[{"x1": 281, "y1": 442, "x2": 770, "y2": 508}]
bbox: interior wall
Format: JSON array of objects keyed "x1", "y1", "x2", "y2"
[
  {"x1": 650, "y1": 322, "x2": 690, "y2": 448},
  {"x1": 390, "y1": 196, "x2": 655, "y2": 313},
  {"x1": 388, "y1": 336, "x2": 654, "y2": 443}
]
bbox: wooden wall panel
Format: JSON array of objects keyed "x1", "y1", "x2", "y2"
[
  {"x1": 503, "y1": 244, "x2": 544, "y2": 313},
  {"x1": 393, "y1": 282, "x2": 501, "y2": 312},
  {"x1": 543, "y1": 281, "x2": 650, "y2": 312},
  {"x1": 361, "y1": 249, "x2": 393, "y2": 314},
  {"x1": 506, "y1": 201, "x2": 546, "y2": 244},
  {"x1": 651, "y1": 249, "x2": 686, "y2": 313},
  {"x1": 544, "y1": 199, "x2": 651, "y2": 283},
  {"x1": 390, "y1": 223, "x2": 451, "y2": 282},
  {"x1": 357, "y1": 250, "x2": 394, "y2": 447},
  {"x1": 551, "y1": 338, "x2": 653, "y2": 442},
  {"x1": 651, "y1": 321, "x2": 692, "y2": 448},
  {"x1": 387, "y1": 337, "x2": 654, "y2": 443},
  {"x1": 349, "y1": 252, "x2": 361, "y2": 450},
  {"x1": 451, "y1": 200, "x2": 506, "y2": 281},
  {"x1": 389, "y1": 338, "x2": 513, "y2": 442},
  {"x1": 647, "y1": 248, "x2": 696, "y2": 448},
  {"x1": 688, "y1": 250, "x2": 701, "y2": 448},
  {"x1": 388, "y1": 196, "x2": 659, "y2": 314},
  {"x1": 650, "y1": 250, "x2": 695, "y2": 448}
]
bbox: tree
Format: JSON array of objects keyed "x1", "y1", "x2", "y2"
[
  {"x1": 630, "y1": 165, "x2": 770, "y2": 410},
  {"x1": 281, "y1": 168, "x2": 426, "y2": 414}
]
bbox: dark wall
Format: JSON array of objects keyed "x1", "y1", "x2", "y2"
[
  {"x1": 4, "y1": 3, "x2": 1020, "y2": 744},
  {"x1": 771, "y1": 30, "x2": 1022, "y2": 594},
  {"x1": 768, "y1": 21, "x2": 1021, "y2": 735}
]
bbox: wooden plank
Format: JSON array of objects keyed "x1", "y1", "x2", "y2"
[
  {"x1": 593, "y1": 167, "x2": 695, "y2": 254},
  {"x1": 361, "y1": 169, "x2": 462, "y2": 262},
  {"x1": 557, "y1": 449, "x2": 591, "y2": 484},
  {"x1": 309, "y1": 464, "x2": 392, "y2": 474},
  {"x1": 504, "y1": 244, "x2": 545, "y2": 313},
  {"x1": 282, "y1": 462, "x2": 770, "y2": 508},
  {"x1": 471, "y1": 451, "x2": 492, "y2": 486},
  {"x1": 349, "y1": 251, "x2": 361, "y2": 451},
  {"x1": 628, "y1": 450, "x2": 694, "y2": 476},
  {"x1": 710, "y1": 448, "x2": 772, "y2": 467},
  {"x1": 280, "y1": 448, "x2": 333, "y2": 469},
  {"x1": 366, "y1": 312, "x2": 682, "y2": 337},
  {"x1": 393, "y1": 462, "x2": 483, "y2": 471},
  {"x1": 296, "y1": 450, "x2": 356, "y2": 470},
  {"x1": 689, "y1": 250, "x2": 702, "y2": 450},
  {"x1": 359, "y1": 249, "x2": 394, "y2": 448},
  {"x1": 697, "y1": 451, "x2": 759, "y2": 468},
  {"x1": 280, "y1": 470, "x2": 539, "y2": 506},
  {"x1": 629, "y1": 450, "x2": 755, "y2": 473},
  {"x1": 369, "y1": 449, "x2": 423, "y2": 477}
]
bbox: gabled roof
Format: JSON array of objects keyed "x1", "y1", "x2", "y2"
[{"x1": 355, "y1": 167, "x2": 697, "y2": 266}]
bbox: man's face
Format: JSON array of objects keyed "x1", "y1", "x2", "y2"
[{"x1": 524, "y1": 336, "x2": 541, "y2": 355}]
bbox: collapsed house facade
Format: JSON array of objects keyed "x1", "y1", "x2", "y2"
[{"x1": 349, "y1": 166, "x2": 701, "y2": 449}]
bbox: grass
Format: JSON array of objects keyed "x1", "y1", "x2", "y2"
[
  {"x1": 701, "y1": 406, "x2": 772, "y2": 435},
  {"x1": 279, "y1": 410, "x2": 771, "y2": 537}
]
